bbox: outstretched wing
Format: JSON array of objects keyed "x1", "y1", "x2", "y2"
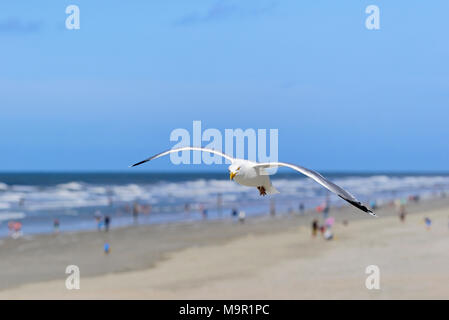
[
  {"x1": 254, "y1": 162, "x2": 375, "y2": 216},
  {"x1": 130, "y1": 147, "x2": 235, "y2": 167}
]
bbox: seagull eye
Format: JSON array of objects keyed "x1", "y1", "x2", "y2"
[{"x1": 237, "y1": 167, "x2": 241, "y2": 170}]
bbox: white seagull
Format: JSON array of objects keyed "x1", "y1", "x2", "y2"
[{"x1": 131, "y1": 147, "x2": 375, "y2": 216}]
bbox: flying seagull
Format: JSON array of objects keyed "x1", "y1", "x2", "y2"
[{"x1": 131, "y1": 147, "x2": 375, "y2": 216}]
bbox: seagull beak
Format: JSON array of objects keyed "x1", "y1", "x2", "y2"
[{"x1": 230, "y1": 172, "x2": 236, "y2": 180}]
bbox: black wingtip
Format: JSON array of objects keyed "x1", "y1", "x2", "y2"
[
  {"x1": 339, "y1": 196, "x2": 375, "y2": 216},
  {"x1": 130, "y1": 159, "x2": 150, "y2": 168}
]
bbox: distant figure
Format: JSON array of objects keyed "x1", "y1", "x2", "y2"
[
  {"x1": 323, "y1": 195, "x2": 330, "y2": 218},
  {"x1": 133, "y1": 202, "x2": 140, "y2": 223},
  {"x1": 231, "y1": 208, "x2": 238, "y2": 218},
  {"x1": 94, "y1": 210, "x2": 103, "y2": 231},
  {"x1": 424, "y1": 217, "x2": 432, "y2": 230},
  {"x1": 104, "y1": 215, "x2": 110, "y2": 232},
  {"x1": 299, "y1": 203, "x2": 305, "y2": 215},
  {"x1": 217, "y1": 193, "x2": 223, "y2": 217},
  {"x1": 201, "y1": 205, "x2": 208, "y2": 219},
  {"x1": 319, "y1": 225, "x2": 326, "y2": 236},
  {"x1": 399, "y1": 205, "x2": 406, "y2": 223},
  {"x1": 104, "y1": 243, "x2": 110, "y2": 254},
  {"x1": 184, "y1": 203, "x2": 190, "y2": 212},
  {"x1": 238, "y1": 211, "x2": 246, "y2": 224},
  {"x1": 323, "y1": 204, "x2": 330, "y2": 219},
  {"x1": 53, "y1": 218, "x2": 60, "y2": 233},
  {"x1": 270, "y1": 199, "x2": 276, "y2": 216},
  {"x1": 8, "y1": 221, "x2": 22, "y2": 239},
  {"x1": 140, "y1": 204, "x2": 151, "y2": 215},
  {"x1": 311, "y1": 219, "x2": 318, "y2": 237},
  {"x1": 324, "y1": 227, "x2": 333, "y2": 241}
]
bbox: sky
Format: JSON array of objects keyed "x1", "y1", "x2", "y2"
[{"x1": 0, "y1": 1, "x2": 448, "y2": 172}]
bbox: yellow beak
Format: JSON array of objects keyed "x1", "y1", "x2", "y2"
[{"x1": 230, "y1": 172, "x2": 236, "y2": 180}]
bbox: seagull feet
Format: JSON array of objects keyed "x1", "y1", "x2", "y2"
[{"x1": 257, "y1": 186, "x2": 267, "y2": 196}]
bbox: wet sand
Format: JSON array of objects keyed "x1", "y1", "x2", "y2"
[{"x1": 1, "y1": 197, "x2": 448, "y2": 299}]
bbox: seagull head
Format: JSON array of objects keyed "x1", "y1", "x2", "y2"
[{"x1": 228, "y1": 164, "x2": 242, "y2": 180}]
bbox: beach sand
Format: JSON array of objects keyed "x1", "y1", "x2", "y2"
[{"x1": 0, "y1": 197, "x2": 448, "y2": 299}]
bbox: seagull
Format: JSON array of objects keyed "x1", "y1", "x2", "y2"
[{"x1": 131, "y1": 147, "x2": 375, "y2": 216}]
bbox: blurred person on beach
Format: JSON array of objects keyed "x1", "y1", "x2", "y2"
[
  {"x1": 53, "y1": 218, "x2": 60, "y2": 233},
  {"x1": 322, "y1": 195, "x2": 330, "y2": 218},
  {"x1": 270, "y1": 199, "x2": 276, "y2": 216},
  {"x1": 424, "y1": 217, "x2": 432, "y2": 230},
  {"x1": 133, "y1": 202, "x2": 140, "y2": 223},
  {"x1": 104, "y1": 215, "x2": 110, "y2": 232},
  {"x1": 232, "y1": 208, "x2": 238, "y2": 219},
  {"x1": 104, "y1": 243, "x2": 110, "y2": 254},
  {"x1": 238, "y1": 211, "x2": 246, "y2": 224},
  {"x1": 217, "y1": 193, "x2": 223, "y2": 217},
  {"x1": 200, "y1": 204, "x2": 208, "y2": 219},
  {"x1": 311, "y1": 219, "x2": 318, "y2": 237},
  {"x1": 324, "y1": 226, "x2": 333, "y2": 241},
  {"x1": 319, "y1": 225, "x2": 326, "y2": 236},
  {"x1": 299, "y1": 203, "x2": 305, "y2": 215},
  {"x1": 142, "y1": 204, "x2": 151, "y2": 215},
  {"x1": 323, "y1": 205, "x2": 329, "y2": 219},
  {"x1": 94, "y1": 210, "x2": 103, "y2": 231},
  {"x1": 8, "y1": 221, "x2": 22, "y2": 239},
  {"x1": 399, "y1": 205, "x2": 407, "y2": 223}
]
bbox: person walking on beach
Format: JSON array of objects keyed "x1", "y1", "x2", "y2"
[
  {"x1": 202, "y1": 208, "x2": 208, "y2": 219},
  {"x1": 133, "y1": 201, "x2": 140, "y2": 223},
  {"x1": 104, "y1": 215, "x2": 110, "y2": 232},
  {"x1": 238, "y1": 211, "x2": 246, "y2": 224},
  {"x1": 424, "y1": 217, "x2": 431, "y2": 230},
  {"x1": 312, "y1": 219, "x2": 318, "y2": 237},
  {"x1": 53, "y1": 218, "x2": 60, "y2": 234},
  {"x1": 324, "y1": 226, "x2": 333, "y2": 241},
  {"x1": 299, "y1": 203, "x2": 304, "y2": 215},
  {"x1": 94, "y1": 210, "x2": 102, "y2": 231},
  {"x1": 399, "y1": 205, "x2": 406, "y2": 223}
]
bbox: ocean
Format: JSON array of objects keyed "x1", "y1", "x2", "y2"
[{"x1": 0, "y1": 172, "x2": 448, "y2": 237}]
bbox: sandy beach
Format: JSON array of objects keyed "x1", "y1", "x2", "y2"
[{"x1": 0, "y1": 197, "x2": 448, "y2": 299}]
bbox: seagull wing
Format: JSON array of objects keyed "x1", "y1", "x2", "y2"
[
  {"x1": 254, "y1": 162, "x2": 375, "y2": 216},
  {"x1": 130, "y1": 147, "x2": 235, "y2": 167}
]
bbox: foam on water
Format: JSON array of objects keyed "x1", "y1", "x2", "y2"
[{"x1": 0, "y1": 212, "x2": 26, "y2": 222}]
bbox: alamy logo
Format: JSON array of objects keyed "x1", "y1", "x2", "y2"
[
  {"x1": 65, "y1": 265, "x2": 80, "y2": 290},
  {"x1": 365, "y1": 5, "x2": 380, "y2": 30},
  {"x1": 66, "y1": 5, "x2": 80, "y2": 30},
  {"x1": 365, "y1": 265, "x2": 380, "y2": 290},
  {"x1": 169, "y1": 121, "x2": 278, "y2": 166}
]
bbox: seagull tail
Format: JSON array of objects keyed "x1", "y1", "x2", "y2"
[{"x1": 266, "y1": 185, "x2": 280, "y2": 195}]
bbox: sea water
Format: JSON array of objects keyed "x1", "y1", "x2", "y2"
[{"x1": 0, "y1": 172, "x2": 448, "y2": 237}]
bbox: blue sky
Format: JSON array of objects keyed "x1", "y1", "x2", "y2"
[{"x1": 0, "y1": 1, "x2": 448, "y2": 172}]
